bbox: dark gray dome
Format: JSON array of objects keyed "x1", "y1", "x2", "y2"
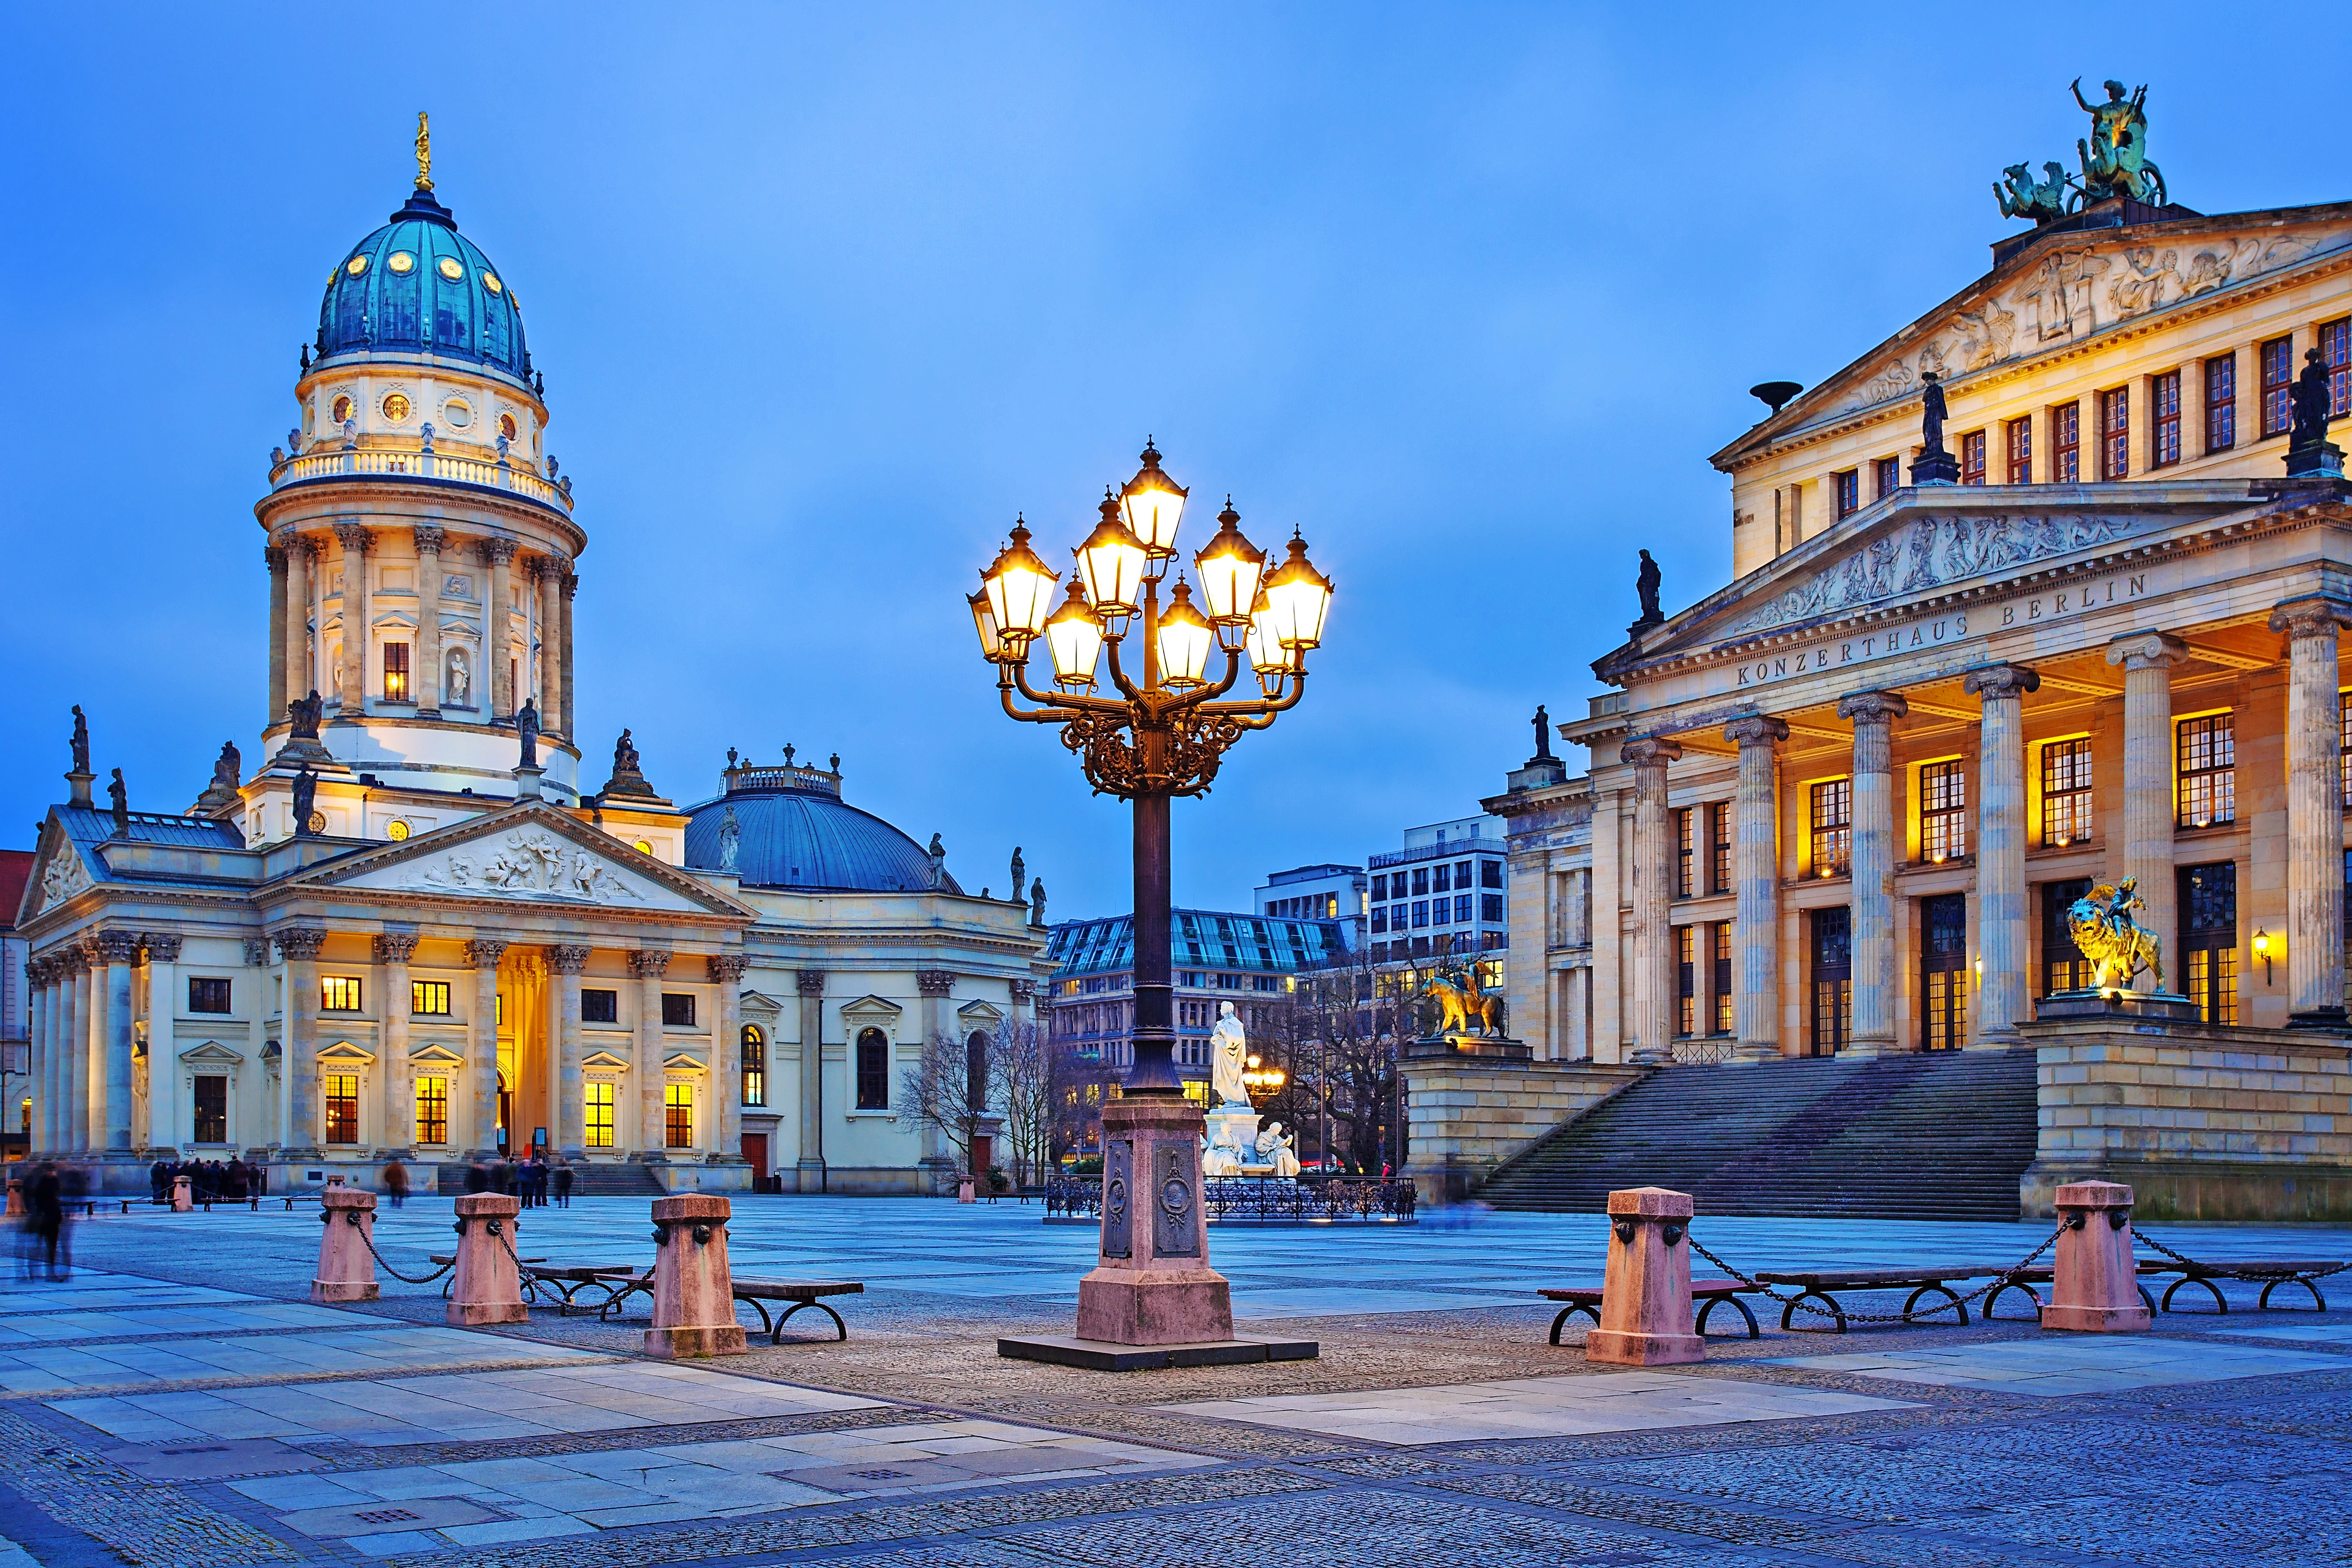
[{"x1": 683, "y1": 764, "x2": 958, "y2": 893}]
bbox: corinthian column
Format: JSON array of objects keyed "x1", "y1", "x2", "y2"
[
  {"x1": 266, "y1": 546, "x2": 288, "y2": 730},
  {"x1": 375, "y1": 933, "x2": 418, "y2": 1152},
  {"x1": 796, "y1": 969, "x2": 826, "y2": 1189},
  {"x1": 560, "y1": 572, "x2": 578, "y2": 739},
  {"x1": 2106, "y1": 631, "x2": 2187, "y2": 969},
  {"x1": 281, "y1": 533, "x2": 313, "y2": 712},
  {"x1": 1837, "y1": 692, "x2": 1908, "y2": 1054},
  {"x1": 631, "y1": 949, "x2": 672, "y2": 1159},
  {"x1": 142, "y1": 933, "x2": 183, "y2": 1153},
  {"x1": 65, "y1": 950, "x2": 91, "y2": 1152},
  {"x1": 546, "y1": 944, "x2": 592, "y2": 1157},
  {"x1": 1725, "y1": 716, "x2": 1788, "y2": 1061},
  {"x1": 334, "y1": 523, "x2": 371, "y2": 714},
  {"x1": 464, "y1": 938, "x2": 508, "y2": 1156},
  {"x1": 275, "y1": 925, "x2": 328, "y2": 1155},
  {"x1": 1965, "y1": 664, "x2": 2039, "y2": 1045},
  {"x1": 1620, "y1": 737, "x2": 1683, "y2": 1065},
  {"x1": 29, "y1": 957, "x2": 53, "y2": 1155},
  {"x1": 538, "y1": 557, "x2": 566, "y2": 738},
  {"x1": 709, "y1": 954, "x2": 749, "y2": 1163},
  {"x1": 481, "y1": 537, "x2": 519, "y2": 718},
  {"x1": 2269, "y1": 599, "x2": 2351, "y2": 1027},
  {"x1": 414, "y1": 526, "x2": 446, "y2": 717}
]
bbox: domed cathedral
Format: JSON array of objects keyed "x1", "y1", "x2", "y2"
[{"x1": 13, "y1": 123, "x2": 1050, "y2": 1196}]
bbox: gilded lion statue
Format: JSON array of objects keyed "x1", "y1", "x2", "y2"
[
  {"x1": 1423, "y1": 971, "x2": 1502, "y2": 1036},
  {"x1": 2066, "y1": 876, "x2": 2166, "y2": 993}
]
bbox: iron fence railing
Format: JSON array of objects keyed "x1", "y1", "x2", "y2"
[{"x1": 1044, "y1": 1173, "x2": 1416, "y2": 1224}]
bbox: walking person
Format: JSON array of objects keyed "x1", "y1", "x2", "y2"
[
  {"x1": 552, "y1": 1157, "x2": 573, "y2": 1209},
  {"x1": 382, "y1": 1160, "x2": 409, "y2": 1210}
]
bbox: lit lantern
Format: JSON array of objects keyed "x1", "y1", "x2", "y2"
[
  {"x1": 1119, "y1": 438, "x2": 1189, "y2": 561},
  {"x1": 1191, "y1": 498, "x2": 1265, "y2": 648},
  {"x1": 980, "y1": 518, "x2": 1057, "y2": 644},
  {"x1": 1154, "y1": 578, "x2": 1215, "y2": 689},
  {"x1": 967, "y1": 586, "x2": 1007, "y2": 663},
  {"x1": 1074, "y1": 491, "x2": 1148, "y2": 620},
  {"x1": 1260, "y1": 528, "x2": 1333, "y2": 650},
  {"x1": 1245, "y1": 589, "x2": 1296, "y2": 697},
  {"x1": 1042, "y1": 578, "x2": 1105, "y2": 691}
]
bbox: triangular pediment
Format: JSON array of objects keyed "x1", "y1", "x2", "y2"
[
  {"x1": 581, "y1": 1050, "x2": 631, "y2": 1069},
  {"x1": 740, "y1": 988, "x2": 784, "y2": 1016},
  {"x1": 1716, "y1": 202, "x2": 2352, "y2": 464},
  {"x1": 21, "y1": 817, "x2": 95, "y2": 923},
  {"x1": 663, "y1": 1050, "x2": 707, "y2": 1071},
  {"x1": 179, "y1": 1041, "x2": 244, "y2": 1065},
  {"x1": 955, "y1": 999, "x2": 1004, "y2": 1026},
  {"x1": 319, "y1": 1040, "x2": 376, "y2": 1065},
  {"x1": 407, "y1": 1043, "x2": 467, "y2": 1067},
  {"x1": 281, "y1": 801, "x2": 752, "y2": 918},
  {"x1": 839, "y1": 993, "x2": 903, "y2": 1019}
]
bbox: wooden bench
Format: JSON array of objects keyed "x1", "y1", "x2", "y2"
[
  {"x1": 732, "y1": 1279, "x2": 866, "y2": 1343},
  {"x1": 1752, "y1": 1266, "x2": 2017, "y2": 1332},
  {"x1": 521, "y1": 1264, "x2": 644, "y2": 1316},
  {"x1": 1539, "y1": 1280, "x2": 1763, "y2": 1344},
  {"x1": 428, "y1": 1254, "x2": 549, "y2": 1299}
]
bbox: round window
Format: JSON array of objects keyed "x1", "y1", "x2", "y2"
[
  {"x1": 387, "y1": 251, "x2": 415, "y2": 274},
  {"x1": 443, "y1": 397, "x2": 474, "y2": 429},
  {"x1": 383, "y1": 392, "x2": 411, "y2": 421},
  {"x1": 437, "y1": 256, "x2": 464, "y2": 281},
  {"x1": 483, "y1": 272, "x2": 503, "y2": 294},
  {"x1": 345, "y1": 255, "x2": 369, "y2": 276},
  {"x1": 634, "y1": 840, "x2": 654, "y2": 855},
  {"x1": 307, "y1": 811, "x2": 328, "y2": 834},
  {"x1": 499, "y1": 412, "x2": 518, "y2": 440},
  {"x1": 330, "y1": 395, "x2": 353, "y2": 424},
  {"x1": 386, "y1": 820, "x2": 411, "y2": 841}
]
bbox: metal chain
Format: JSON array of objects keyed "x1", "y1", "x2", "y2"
[
  {"x1": 1684, "y1": 1223, "x2": 2064, "y2": 1327},
  {"x1": 2133, "y1": 1229, "x2": 2352, "y2": 1284},
  {"x1": 345, "y1": 1215, "x2": 458, "y2": 1286}
]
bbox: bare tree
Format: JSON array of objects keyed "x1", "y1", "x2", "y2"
[
  {"x1": 988, "y1": 1017, "x2": 1056, "y2": 1188},
  {"x1": 898, "y1": 1029, "x2": 985, "y2": 1177}
]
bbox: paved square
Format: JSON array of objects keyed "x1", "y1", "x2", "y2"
[
  {"x1": 0, "y1": 1326, "x2": 590, "y2": 1395},
  {"x1": 1770, "y1": 1334, "x2": 2346, "y2": 1394},
  {"x1": 1160, "y1": 1370, "x2": 1913, "y2": 1444}
]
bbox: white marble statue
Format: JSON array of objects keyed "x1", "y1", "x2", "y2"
[
  {"x1": 1255, "y1": 1122, "x2": 1301, "y2": 1179},
  {"x1": 1199, "y1": 1124, "x2": 1245, "y2": 1177},
  {"x1": 1210, "y1": 1000, "x2": 1251, "y2": 1108}
]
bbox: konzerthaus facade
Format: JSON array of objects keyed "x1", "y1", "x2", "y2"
[
  {"x1": 1493, "y1": 188, "x2": 2352, "y2": 1065},
  {"x1": 14, "y1": 153, "x2": 1049, "y2": 1193}
]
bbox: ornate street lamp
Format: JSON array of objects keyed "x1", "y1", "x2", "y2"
[{"x1": 978, "y1": 439, "x2": 1332, "y2": 1361}]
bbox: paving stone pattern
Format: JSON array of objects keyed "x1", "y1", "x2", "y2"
[{"x1": 2, "y1": 1195, "x2": 2348, "y2": 1566}]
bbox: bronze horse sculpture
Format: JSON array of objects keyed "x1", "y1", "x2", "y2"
[{"x1": 1423, "y1": 971, "x2": 1502, "y2": 1036}]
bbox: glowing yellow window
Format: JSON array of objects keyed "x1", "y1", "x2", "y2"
[
  {"x1": 324, "y1": 1075, "x2": 358, "y2": 1144},
  {"x1": 584, "y1": 1082, "x2": 615, "y2": 1148},
  {"x1": 664, "y1": 1083, "x2": 693, "y2": 1148},
  {"x1": 414, "y1": 1076, "x2": 448, "y2": 1144},
  {"x1": 383, "y1": 393, "x2": 411, "y2": 421}
]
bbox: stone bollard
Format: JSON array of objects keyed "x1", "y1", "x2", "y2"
[
  {"x1": 644, "y1": 1194, "x2": 748, "y2": 1358},
  {"x1": 312, "y1": 1186, "x2": 381, "y2": 1303},
  {"x1": 448, "y1": 1192, "x2": 528, "y2": 1326},
  {"x1": 957, "y1": 1176, "x2": 976, "y2": 1204},
  {"x1": 2043, "y1": 1180, "x2": 2150, "y2": 1333},
  {"x1": 171, "y1": 1174, "x2": 193, "y2": 1212},
  {"x1": 1585, "y1": 1186, "x2": 1705, "y2": 1366},
  {"x1": 4, "y1": 1178, "x2": 21, "y2": 1219}
]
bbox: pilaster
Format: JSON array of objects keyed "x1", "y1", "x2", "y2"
[
  {"x1": 413, "y1": 526, "x2": 446, "y2": 717},
  {"x1": 795, "y1": 969, "x2": 826, "y2": 1186},
  {"x1": 333, "y1": 522, "x2": 370, "y2": 715}
]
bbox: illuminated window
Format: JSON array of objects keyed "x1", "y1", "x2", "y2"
[
  {"x1": 2043, "y1": 878, "x2": 2094, "y2": 995},
  {"x1": 665, "y1": 1083, "x2": 693, "y2": 1148},
  {"x1": 742, "y1": 1024, "x2": 766, "y2": 1106},
  {"x1": 2052, "y1": 402, "x2": 2080, "y2": 482},
  {"x1": 2261, "y1": 336, "x2": 2295, "y2": 437},
  {"x1": 1712, "y1": 923, "x2": 1733, "y2": 1034},
  {"x1": 2342, "y1": 694, "x2": 2352, "y2": 808},
  {"x1": 384, "y1": 641, "x2": 410, "y2": 701},
  {"x1": 2177, "y1": 714, "x2": 2235, "y2": 829},
  {"x1": 1674, "y1": 807, "x2": 1695, "y2": 898},
  {"x1": 585, "y1": 1082, "x2": 615, "y2": 1148},
  {"x1": 412, "y1": 980, "x2": 451, "y2": 1017},
  {"x1": 193, "y1": 1076, "x2": 227, "y2": 1143},
  {"x1": 2179, "y1": 861, "x2": 2238, "y2": 1025},
  {"x1": 856, "y1": 1028, "x2": 890, "y2": 1109},
  {"x1": 1923, "y1": 893, "x2": 1969, "y2": 1048},
  {"x1": 1810, "y1": 780, "x2": 1852, "y2": 877},
  {"x1": 2205, "y1": 354, "x2": 2237, "y2": 452},
  {"x1": 1676, "y1": 926, "x2": 1696, "y2": 1038},
  {"x1": 321, "y1": 976, "x2": 362, "y2": 1012},
  {"x1": 1960, "y1": 429, "x2": 1987, "y2": 485},
  {"x1": 324, "y1": 1075, "x2": 358, "y2": 1144},
  {"x1": 2152, "y1": 369, "x2": 2181, "y2": 468},
  {"x1": 1918, "y1": 760, "x2": 1967, "y2": 862},
  {"x1": 2099, "y1": 388, "x2": 2129, "y2": 479},
  {"x1": 383, "y1": 392, "x2": 411, "y2": 422},
  {"x1": 331, "y1": 394, "x2": 354, "y2": 425},
  {"x1": 2043, "y1": 738, "x2": 2094, "y2": 846},
  {"x1": 2005, "y1": 417, "x2": 2033, "y2": 483},
  {"x1": 1810, "y1": 907, "x2": 1851, "y2": 1055},
  {"x1": 2324, "y1": 318, "x2": 2351, "y2": 418},
  {"x1": 1872, "y1": 456, "x2": 1901, "y2": 500},
  {"x1": 1834, "y1": 469, "x2": 1859, "y2": 518},
  {"x1": 415, "y1": 1076, "x2": 448, "y2": 1144},
  {"x1": 386, "y1": 820, "x2": 410, "y2": 841},
  {"x1": 1710, "y1": 803, "x2": 1731, "y2": 894}
]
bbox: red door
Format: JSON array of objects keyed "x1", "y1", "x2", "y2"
[{"x1": 741, "y1": 1133, "x2": 768, "y2": 1181}]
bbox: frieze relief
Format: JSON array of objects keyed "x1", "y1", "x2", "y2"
[
  {"x1": 1835, "y1": 229, "x2": 2342, "y2": 416},
  {"x1": 1733, "y1": 512, "x2": 2137, "y2": 635},
  {"x1": 404, "y1": 828, "x2": 647, "y2": 905},
  {"x1": 36, "y1": 843, "x2": 92, "y2": 912}
]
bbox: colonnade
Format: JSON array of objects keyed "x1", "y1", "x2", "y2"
[{"x1": 1620, "y1": 606, "x2": 2352, "y2": 1060}]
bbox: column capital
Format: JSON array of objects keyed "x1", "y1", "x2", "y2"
[
  {"x1": 2268, "y1": 596, "x2": 2352, "y2": 640},
  {"x1": 2104, "y1": 630, "x2": 2190, "y2": 670},
  {"x1": 477, "y1": 536, "x2": 520, "y2": 567},
  {"x1": 705, "y1": 953, "x2": 750, "y2": 984},
  {"x1": 1618, "y1": 736, "x2": 1684, "y2": 769},
  {"x1": 413, "y1": 524, "x2": 449, "y2": 556},
  {"x1": 90, "y1": 930, "x2": 141, "y2": 966},
  {"x1": 272, "y1": 924, "x2": 329, "y2": 962},
  {"x1": 463, "y1": 937, "x2": 509, "y2": 970},
  {"x1": 1963, "y1": 663, "x2": 2040, "y2": 700},
  {"x1": 627, "y1": 947, "x2": 673, "y2": 978},
  {"x1": 242, "y1": 938, "x2": 271, "y2": 967},
  {"x1": 541, "y1": 943, "x2": 593, "y2": 974},
  {"x1": 1723, "y1": 714, "x2": 1789, "y2": 748},
  {"x1": 139, "y1": 932, "x2": 184, "y2": 964},
  {"x1": 795, "y1": 968, "x2": 827, "y2": 996},
  {"x1": 1834, "y1": 690, "x2": 1909, "y2": 725},
  {"x1": 26, "y1": 953, "x2": 54, "y2": 985},
  {"x1": 1009, "y1": 978, "x2": 1037, "y2": 1003},
  {"x1": 52, "y1": 945, "x2": 88, "y2": 978},
  {"x1": 264, "y1": 544, "x2": 286, "y2": 573},
  {"x1": 916, "y1": 969, "x2": 957, "y2": 998},
  {"x1": 372, "y1": 931, "x2": 420, "y2": 964},
  {"x1": 332, "y1": 522, "x2": 372, "y2": 554},
  {"x1": 562, "y1": 571, "x2": 580, "y2": 599}
]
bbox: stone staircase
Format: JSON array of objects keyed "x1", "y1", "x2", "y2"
[
  {"x1": 1474, "y1": 1048, "x2": 2039, "y2": 1221},
  {"x1": 432, "y1": 1160, "x2": 667, "y2": 1197}
]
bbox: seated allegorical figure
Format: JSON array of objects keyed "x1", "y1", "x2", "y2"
[{"x1": 1255, "y1": 1122, "x2": 1302, "y2": 1179}]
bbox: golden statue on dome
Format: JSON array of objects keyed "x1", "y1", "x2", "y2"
[{"x1": 414, "y1": 111, "x2": 433, "y2": 190}]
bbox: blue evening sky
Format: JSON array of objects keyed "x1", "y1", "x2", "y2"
[{"x1": 0, "y1": 5, "x2": 2334, "y2": 920}]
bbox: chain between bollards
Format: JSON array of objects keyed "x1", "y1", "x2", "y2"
[
  {"x1": 337, "y1": 1211, "x2": 456, "y2": 1286},
  {"x1": 2133, "y1": 1230, "x2": 2352, "y2": 1284},
  {"x1": 1683, "y1": 1224, "x2": 2066, "y2": 1327}
]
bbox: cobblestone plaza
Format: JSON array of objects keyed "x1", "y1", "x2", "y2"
[{"x1": 3, "y1": 1197, "x2": 2350, "y2": 1566}]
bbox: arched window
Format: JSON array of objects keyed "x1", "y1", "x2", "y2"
[
  {"x1": 741, "y1": 1024, "x2": 766, "y2": 1107},
  {"x1": 965, "y1": 1030, "x2": 989, "y2": 1114},
  {"x1": 855, "y1": 1028, "x2": 890, "y2": 1110}
]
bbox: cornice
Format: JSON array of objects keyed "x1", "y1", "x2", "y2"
[{"x1": 256, "y1": 480, "x2": 583, "y2": 558}]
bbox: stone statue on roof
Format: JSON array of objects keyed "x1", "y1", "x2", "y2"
[
  {"x1": 1634, "y1": 551, "x2": 1663, "y2": 626},
  {"x1": 515, "y1": 698, "x2": 541, "y2": 770},
  {"x1": 1009, "y1": 846, "x2": 1025, "y2": 903},
  {"x1": 1031, "y1": 878, "x2": 1047, "y2": 926},
  {"x1": 70, "y1": 706, "x2": 90, "y2": 774},
  {"x1": 288, "y1": 690, "x2": 325, "y2": 740},
  {"x1": 291, "y1": 767, "x2": 317, "y2": 837},
  {"x1": 107, "y1": 769, "x2": 129, "y2": 837},
  {"x1": 718, "y1": 803, "x2": 741, "y2": 872},
  {"x1": 1531, "y1": 705, "x2": 1552, "y2": 761}
]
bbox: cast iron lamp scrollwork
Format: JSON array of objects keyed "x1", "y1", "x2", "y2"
[{"x1": 972, "y1": 441, "x2": 1332, "y2": 1093}]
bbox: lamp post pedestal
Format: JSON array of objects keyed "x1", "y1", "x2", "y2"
[{"x1": 1075, "y1": 1095, "x2": 1230, "y2": 1343}]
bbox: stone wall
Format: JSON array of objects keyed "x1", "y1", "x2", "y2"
[
  {"x1": 1403, "y1": 1057, "x2": 1646, "y2": 1204},
  {"x1": 2020, "y1": 1016, "x2": 2352, "y2": 1220}
]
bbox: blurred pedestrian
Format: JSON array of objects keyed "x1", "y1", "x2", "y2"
[
  {"x1": 382, "y1": 1160, "x2": 409, "y2": 1209},
  {"x1": 552, "y1": 1158, "x2": 573, "y2": 1209}
]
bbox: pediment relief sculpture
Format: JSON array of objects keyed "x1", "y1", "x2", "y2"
[
  {"x1": 1730, "y1": 511, "x2": 2139, "y2": 637},
  {"x1": 36, "y1": 843, "x2": 92, "y2": 913},
  {"x1": 406, "y1": 826, "x2": 649, "y2": 905}
]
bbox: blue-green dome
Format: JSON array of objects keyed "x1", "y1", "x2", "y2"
[{"x1": 315, "y1": 187, "x2": 531, "y2": 384}]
